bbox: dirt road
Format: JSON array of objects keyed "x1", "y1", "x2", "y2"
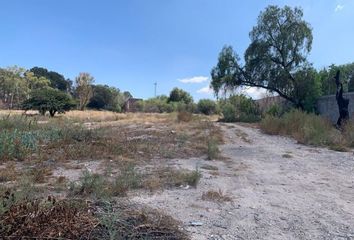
[{"x1": 133, "y1": 123, "x2": 354, "y2": 240}]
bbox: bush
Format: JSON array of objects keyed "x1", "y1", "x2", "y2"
[
  {"x1": 0, "y1": 130, "x2": 38, "y2": 161},
  {"x1": 197, "y1": 99, "x2": 217, "y2": 115},
  {"x1": 221, "y1": 103, "x2": 237, "y2": 122},
  {"x1": 137, "y1": 96, "x2": 177, "y2": 113},
  {"x1": 220, "y1": 95, "x2": 261, "y2": 122},
  {"x1": 260, "y1": 110, "x2": 343, "y2": 147},
  {"x1": 177, "y1": 111, "x2": 193, "y2": 122},
  {"x1": 111, "y1": 165, "x2": 142, "y2": 196},
  {"x1": 168, "y1": 88, "x2": 193, "y2": 104},
  {"x1": 207, "y1": 138, "x2": 220, "y2": 160},
  {"x1": 69, "y1": 170, "x2": 106, "y2": 198},
  {"x1": 265, "y1": 104, "x2": 284, "y2": 117}
]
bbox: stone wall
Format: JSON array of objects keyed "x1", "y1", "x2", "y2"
[{"x1": 316, "y1": 92, "x2": 354, "y2": 123}]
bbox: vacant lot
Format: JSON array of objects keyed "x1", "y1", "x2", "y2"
[
  {"x1": 1, "y1": 111, "x2": 353, "y2": 239},
  {"x1": 0, "y1": 110, "x2": 221, "y2": 239},
  {"x1": 134, "y1": 123, "x2": 354, "y2": 240}
]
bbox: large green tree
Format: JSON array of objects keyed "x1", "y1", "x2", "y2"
[
  {"x1": 87, "y1": 85, "x2": 126, "y2": 112},
  {"x1": 211, "y1": 5, "x2": 319, "y2": 111},
  {"x1": 22, "y1": 88, "x2": 75, "y2": 117},
  {"x1": 30, "y1": 67, "x2": 72, "y2": 92}
]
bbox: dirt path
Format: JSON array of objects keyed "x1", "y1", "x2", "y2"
[{"x1": 132, "y1": 123, "x2": 354, "y2": 240}]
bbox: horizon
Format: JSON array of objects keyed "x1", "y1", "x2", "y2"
[{"x1": 0, "y1": 0, "x2": 353, "y2": 101}]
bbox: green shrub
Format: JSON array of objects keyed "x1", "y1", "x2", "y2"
[
  {"x1": 168, "y1": 88, "x2": 193, "y2": 104},
  {"x1": 0, "y1": 130, "x2": 38, "y2": 161},
  {"x1": 69, "y1": 170, "x2": 107, "y2": 198},
  {"x1": 207, "y1": 138, "x2": 220, "y2": 160},
  {"x1": 265, "y1": 104, "x2": 284, "y2": 117},
  {"x1": 198, "y1": 99, "x2": 217, "y2": 115},
  {"x1": 179, "y1": 170, "x2": 201, "y2": 187},
  {"x1": 111, "y1": 165, "x2": 142, "y2": 196},
  {"x1": 162, "y1": 168, "x2": 202, "y2": 188},
  {"x1": 221, "y1": 103, "x2": 237, "y2": 122},
  {"x1": 138, "y1": 96, "x2": 177, "y2": 113},
  {"x1": 220, "y1": 95, "x2": 260, "y2": 122}
]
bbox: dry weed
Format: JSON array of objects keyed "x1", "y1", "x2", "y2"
[{"x1": 201, "y1": 189, "x2": 232, "y2": 202}]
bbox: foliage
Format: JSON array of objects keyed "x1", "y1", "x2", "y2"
[
  {"x1": 207, "y1": 138, "x2": 220, "y2": 160},
  {"x1": 0, "y1": 67, "x2": 30, "y2": 108},
  {"x1": 87, "y1": 84, "x2": 126, "y2": 112},
  {"x1": 111, "y1": 165, "x2": 142, "y2": 196},
  {"x1": 139, "y1": 95, "x2": 175, "y2": 113},
  {"x1": 211, "y1": 5, "x2": 317, "y2": 110},
  {"x1": 0, "y1": 130, "x2": 37, "y2": 161},
  {"x1": 136, "y1": 95, "x2": 197, "y2": 114},
  {"x1": 24, "y1": 71, "x2": 50, "y2": 91},
  {"x1": 220, "y1": 95, "x2": 261, "y2": 122},
  {"x1": 168, "y1": 87, "x2": 193, "y2": 104},
  {"x1": 260, "y1": 110, "x2": 344, "y2": 147},
  {"x1": 221, "y1": 103, "x2": 237, "y2": 122},
  {"x1": 75, "y1": 72, "x2": 94, "y2": 110},
  {"x1": 69, "y1": 170, "x2": 107, "y2": 198},
  {"x1": 22, "y1": 88, "x2": 75, "y2": 117},
  {"x1": 30, "y1": 67, "x2": 72, "y2": 92},
  {"x1": 318, "y1": 62, "x2": 354, "y2": 95},
  {"x1": 197, "y1": 99, "x2": 218, "y2": 115},
  {"x1": 265, "y1": 104, "x2": 285, "y2": 117}
]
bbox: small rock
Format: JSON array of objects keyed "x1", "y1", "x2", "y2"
[{"x1": 188, "y1": 221, "x2": 203, "y2": 226}]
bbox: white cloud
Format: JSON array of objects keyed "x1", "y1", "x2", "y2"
[
  {"x1": 243, "y1": 87, "x2": 268, "y2": 100},
  {"x1": 179, "y1": 76, "x2": 209, "y2": 84},
  {"x1": 197, "y1": 85, "x2": 213, "y2": 94},
  {"x1": 335, "y1": 4, "x2": 344, "y2": 12}
]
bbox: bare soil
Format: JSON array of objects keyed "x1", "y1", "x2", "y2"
[{"x1": 132, "y1": 123, "x2": 354, "y2": 240}]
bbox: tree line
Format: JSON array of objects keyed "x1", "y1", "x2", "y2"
[{"x1": 0, "y1": 66, "x2": 132, "y2": 116}]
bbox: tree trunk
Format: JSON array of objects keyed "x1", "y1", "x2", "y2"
[
  {"x1": 49, "y1": 109, "x2": 56, "y2": 117},
  {"x1": 335, "y1": 70, "x2": 349, "y2": 127}
]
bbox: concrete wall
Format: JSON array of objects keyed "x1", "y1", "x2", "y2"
[{"x1": 316, "y1": 92, "x2": 354, "y2": 123}]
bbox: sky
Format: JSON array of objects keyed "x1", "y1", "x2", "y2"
[{"x1": 0, "y1": 0, "x2": 353, "y2": 101}]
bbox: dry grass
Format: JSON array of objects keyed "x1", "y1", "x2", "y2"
[
  {"x1": 143, "y1": 167, "x2": 202, "y2": 190},
  {"x1": 0, "y1": 163, "x2": 18, "y2": 182},
  {"x1": 0, "y1": 195, "x2": 189, "y2": 239},
  {"x1": 0, "y1": 111, "x2": 224, "y2": 239},
  {"x1": 177, "y1": 111, "x2": 193, "y2": 122},
  {"x1": 260, "y1": 110, "x2": 348, "y2": 150},
  {"x1": 235, "y1": 129, "x2": 251, "y2": 143},
  {"x1": 201, "y1": 189, "x2": 232, "y2": 202},
  {"x1": 201, "y1": 164, "x2": 219, "y2": 171}
]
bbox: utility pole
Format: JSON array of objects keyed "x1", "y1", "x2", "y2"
[{"x1": 154, "y1": 82, "x2": 157, "y2": 97}]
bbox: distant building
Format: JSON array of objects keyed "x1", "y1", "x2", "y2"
[{"x1": 123, "y1": 97, "x2": 143, "y2": 112}]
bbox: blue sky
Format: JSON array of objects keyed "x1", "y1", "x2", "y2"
[{"x1": 0, "y1": 0, "x2": 353, "y2": 100}]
